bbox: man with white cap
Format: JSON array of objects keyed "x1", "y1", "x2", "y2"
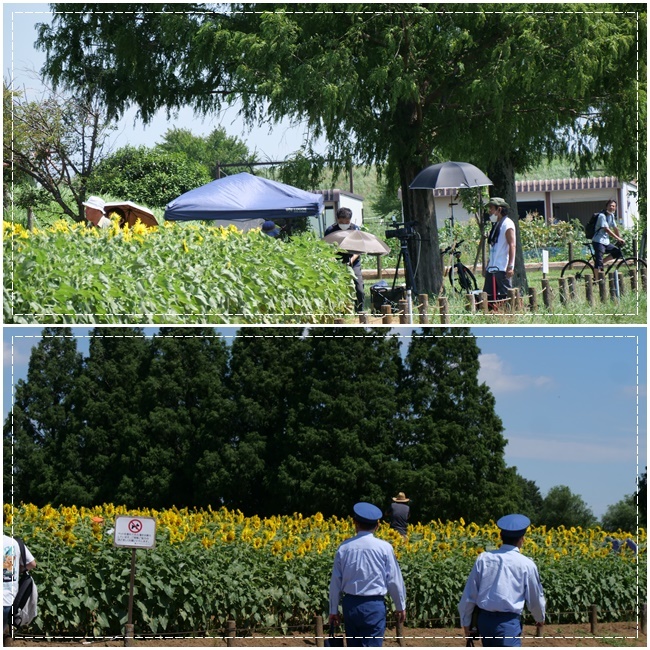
[
  {"x1": 82, "y1": 195, "x2": 111, "y2": 229},
  {"x1": 329, "y1": 502, "x2": 406, "y2": 647},
  {"x1": 458, "y1": 514, "x2": 545, "y2": 647}
]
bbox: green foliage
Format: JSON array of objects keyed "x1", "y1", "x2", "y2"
[
  {"x1": 4, "y1": 224, "x2": 354, "y2": 324},
  {"x1": 156, "y1": 126, "x2": 252, "y2": 179},
  {"x1": 87, "y1": 145, "x2": 211, "y2": 209},
  {"x1": 538, "y1": 486, "x2": 597, "y2": 529},
  {"x1": 600, "y1": 497, "x2": 638, "y2": 534}
]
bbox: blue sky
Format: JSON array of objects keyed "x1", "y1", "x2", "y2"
[
  {"x1": 3, "y1": 3, "x2": 323, "y2": 159},
  {"x1": 3, "y1": 326, "x2": 647, "y2": 519}
]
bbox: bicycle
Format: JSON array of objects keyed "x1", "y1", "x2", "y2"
[
  {"x1": 441, "y1": 240, "x2": 478, "y2": 293},
  {"x1": 560, "y1": 241, "x2": 646, "y2": 281}
]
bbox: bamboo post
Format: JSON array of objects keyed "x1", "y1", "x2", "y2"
[
  {"x1": 438, "y1": 297, "x2": 450, "y2": 324},
  {"x1": 315, "y1": 615, "x2": 324, "y2": 648},
  {"x1": 528, "y1": 287, "x2": 538, "y2": 312},
  {"x1": 568, "y1": 241, "x2": 573, "y2": 262},
  {"x1": 398, "y1": 299, "x2": 408, "y2": 324},
  {"x1": 396, "y1": 617, "x2": 405, "y2": 647},
  {"x1": 124, "y1": 624, "x2": 134, "y2": 648},
  {"x1": 358, "y1": 312, "x2": 368, "y2": 324},
  {"x1": 466, "y1": 292, "x2": 476, "y2": 313},
  {"x1": 541, "y1": 279, "x2": 553, "y2": 309},
  {"x1": 381, "y1": 304, "x2": 393, "y2": 324},
  {"x1": 377, "y1": 256, "x2": 383, "y2": 279},
  {"x1": 516, "y1": 291, "x2": 524, "y2": 313},
  {"x1": 584, "y1": 275, "x2": 594, "y2": 307},
  {"x1": 558, "y1": 277, "x2": 568, "y2": 305},
  {"x1": 479, "y1": 291, "x2": 489, "y2": 314},
  {"x1": 226, "y1": 620, "x2": 237, "y2": 647},
  {"x1": 418, "y1": 294, "x2": 429, "y2": 324},
  {"x1": 642, "y1": 266, "x2": 647, "y2": 291},
  {"x1": 507, "y1": 288, "x2": 517, "y2": 313},
  {"x1": 567, "y1": 275, "x2": 577, "y2": 301},
  {"x1": 595, "y1": 269, "x2": 608, "y2": 302},
  {"x1": 619, "y1": 272, "x2": 626, "y2": 296},
  {"x1": 629, "y1": 268, "x2": 638, "y2": 292},
  {"x1": 609, "y1": 274, "x2": 619, "y2": 303},
  {"x1": 589, "y1": 605, "x2": 598, "y2": 635}
]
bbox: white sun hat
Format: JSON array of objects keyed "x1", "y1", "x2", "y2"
[{"x1": 82, "y1": 195, "x2": 106, "y2": 213}]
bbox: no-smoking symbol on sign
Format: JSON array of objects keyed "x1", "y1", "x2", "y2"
[{"x1": 128, "y1": 519, "x2": 143, "y2": 534}]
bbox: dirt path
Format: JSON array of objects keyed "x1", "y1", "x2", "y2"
[{"x1": 9, "y1": 622, "x2": 646, "y2": 647}]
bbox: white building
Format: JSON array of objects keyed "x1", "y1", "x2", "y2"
[{"x1": 430, "y1": 177, "x2": 638, "y2": 229}]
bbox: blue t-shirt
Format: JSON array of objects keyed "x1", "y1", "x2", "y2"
[{"x1": 592, "y1": 212, "x2": 616, "y2": 246}]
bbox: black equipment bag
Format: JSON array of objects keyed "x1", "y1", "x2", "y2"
[
  {"x1": 12, "y1": 538, "x2": 35, "y2": 627},
  {"x1": 370, "y1": 282, "x2": 406, "y2": 314}
]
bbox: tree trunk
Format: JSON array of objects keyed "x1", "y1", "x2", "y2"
[
  {"x1": 400, "y1": 166, "x2": 444, "y2": 296},
  {"x1": 487, "y1": 157, "x2": 528, "y2": 292}
]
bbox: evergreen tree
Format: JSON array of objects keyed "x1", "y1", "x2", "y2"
[
  {"x1": 278, "y1": 328, "x2": 403, "y2": 517},
  {"x1": 141, "y1": 327, "x2": 232, "y2": 508},
  {"x1": 225, "y1": 327, "x2": 309, "y2": 516},
  {"x1": 398, "y1": 329, "x2": 517, "y2": 523},
  {"x1": 74, "y1": 328, "x2": 149, "y2": 506},
  {"x1": 3, "y1": 328, "x2": 84, "y2": 504}
]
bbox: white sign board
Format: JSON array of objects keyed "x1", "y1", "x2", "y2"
[
  {"x1": 542, "y1": 249, "x2": 549, "y2": 275},
  {"x1": 114, "y1": 516, "x2": 157, "y2": 549}
]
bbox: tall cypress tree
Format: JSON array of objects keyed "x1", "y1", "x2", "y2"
[
  {"x1": 399, "y1": 329, "x2": 518, "y2": 523},
  {"x1": 226, "y1": 327, "x2": 310, "y2": 516},
  {"x1": 74, "y1": 328, "x2": 149, "y2": 506},
  {"x1": 141, "y1": 327, "x2": 232, "y2": 508},
  {"x1": 278, "y1": 328, "x2": 403, "y2": 517},
  {"x1": 4, "y1": 327, "x2": 84, "y2": 505}
]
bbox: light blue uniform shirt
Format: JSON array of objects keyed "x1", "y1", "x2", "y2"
[
  {"x1": 593, "y1": 212, "x2": 616, "y2": 246},
  {"x1": 329, "y1": 531, "x2": 406, "y2": 614},
  {"x1": 458, "y1": 545, "x2": 546, "y2": 626}
]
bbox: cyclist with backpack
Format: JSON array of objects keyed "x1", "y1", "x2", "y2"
[
  {"x1": 592, "y1": 199, "x2": 625, "y2": 271},
  {"x1": 3, "y1": 526, "x2": 36, "y2": 640}
]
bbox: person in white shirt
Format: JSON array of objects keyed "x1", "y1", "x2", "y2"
[
  {"x1": 329, "y1": 502, "x2": 406, "y2": 647},
  {"x1": 458, "y1": 514, "x2": 545, "y2": 647},
  {"x1": 592, "y1": 199, "x2": 624, "y2": 270},
  {"x1": 3, "y1": 531, "x2": 36, "y2": 638},
  {"x1": 83, "y1": 195, "x2": 111, "y2": 229},
  {"x1": 483, "y1": 197, "x2": 516, "y2": 304}
]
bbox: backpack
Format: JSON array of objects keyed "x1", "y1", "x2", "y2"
[
  {"x1": 584, "y1": 212, "x2": 602, "y2": 239},
  {"x1": 12, "y1": 538, "x2": 36, "y2": 628}
]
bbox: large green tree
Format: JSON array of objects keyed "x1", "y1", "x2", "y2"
[
  {"x1": 538, "y1": 485, "x2": 597, "y2": 529},
  {"x1": 398, "y1": 329, "x2": 518, "y2": 523},
  {"x1": 36, "y1": 4, "x2": 642, "y2": 293},
  {"x1": 156, "y1": 126, "x2": 253, "y2": 179},
  {"x1": 87, "y1": 145, "x2": 211, "y2": 208},
  {"x1": 3, "y1": 328, "x2": 84, "y2": 504}
]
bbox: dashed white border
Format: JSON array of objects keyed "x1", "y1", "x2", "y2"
[
  {"x1": 7, "y1": 330, "x2": 645, "y2": 641},
  {"x1": 6, "y1": 8, "x2": 644, "y2": 322}
]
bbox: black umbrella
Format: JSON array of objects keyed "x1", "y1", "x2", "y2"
[{"x1": 409, "y1": 161, "x2": 492, "y2": 190}]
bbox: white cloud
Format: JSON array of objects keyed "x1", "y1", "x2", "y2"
[
  {"x1": 505, "y1": 434, "x2": 638, "y2": 464},
  {"x1": 478, "y1": 353, "x2": 553, "y2": 393}
]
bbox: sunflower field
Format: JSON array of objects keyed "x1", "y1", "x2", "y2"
[
  {"x1": 5, "y1": 504, "x2": 646, "y2": 638},
  {"x1": 3, "y1": 218, "x2": 354, "y2": 324}
]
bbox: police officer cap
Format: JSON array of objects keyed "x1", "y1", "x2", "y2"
[
  {"x1": 497, "y1": 514, "x2": 531, "y2": 537},
  {"x1": 487, "y1": 197, "x2": 509, "y2": 209},
  {"x1": 353, "y1": 502, "x2": 382, "y2": 526}
]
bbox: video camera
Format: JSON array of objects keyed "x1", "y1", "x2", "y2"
[{"x1": 385, "y1": 219, "x2": 417, "y2": 240}]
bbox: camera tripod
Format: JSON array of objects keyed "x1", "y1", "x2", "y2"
[{"x1": 392, "y1": 235, "x2": 418, "y2": 297}]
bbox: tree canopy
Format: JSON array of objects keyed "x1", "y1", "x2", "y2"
[
  {"x1": 7, "y1": 327, "x2": 525, "y2": 522},
  {"x1": 36, "y1": 4, "x2": 643, "y2": 291}
]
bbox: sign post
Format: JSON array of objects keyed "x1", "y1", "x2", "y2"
[{"x1": 114, "y1": 516, "x2": 157, "y2": 646}]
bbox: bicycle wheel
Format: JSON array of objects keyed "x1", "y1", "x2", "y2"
[
  {"x1": 614, "y1": 257, "x2": 647, "y2": 278},
  {"x1": 455, "y1": 264, "x2": 478, "y2": 293},
  {"x1": 560, "y1": 259, "x2": 594, "y2": 280}
]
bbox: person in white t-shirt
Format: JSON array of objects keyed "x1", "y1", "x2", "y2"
[
  {"x1": 3, "y1": 531, "x2": 36, "y2": 637},
  {"x1": 483, "y1": 197, "x2": 516, "y2": 303}
]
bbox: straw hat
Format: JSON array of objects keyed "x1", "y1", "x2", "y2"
[{"x1": 392, "y1": 492, "x2": 410, "y2": 503}]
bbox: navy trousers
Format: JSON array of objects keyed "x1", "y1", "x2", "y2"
[
  {"x1": 477, "y1": 610, "x2": 522, "y2": 647},
  {"x1": 343, "y1": 594, "x2": 386, "y2": 647}
]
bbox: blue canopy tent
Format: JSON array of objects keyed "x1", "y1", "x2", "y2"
[{"x1": 164, "y1": 172, "x2": 324, "y2": 230}]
